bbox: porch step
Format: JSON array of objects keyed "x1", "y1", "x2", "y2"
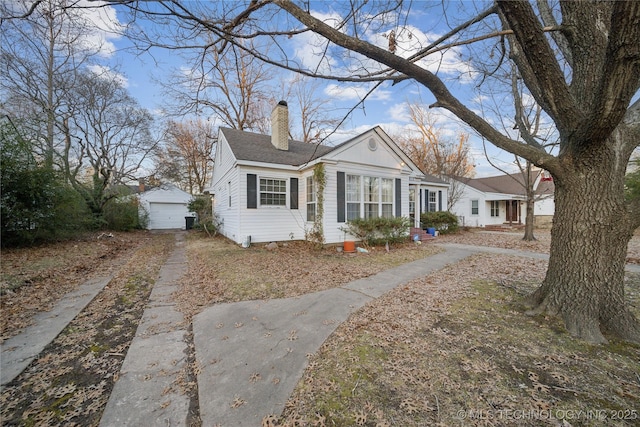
[
  {"x1": 484, "y1": 224, "x2": 525, "y2": 231},
  {"x1": 410, "y1": 227, "x2": 435, "y2": 241}
]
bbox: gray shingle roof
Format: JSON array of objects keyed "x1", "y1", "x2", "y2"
[
  {"x1": 459, "y1": 171, "x2": 553, "y2": 196},
  {"x1": 221, "y1": 128, "x2": 335, "y2": 166}
]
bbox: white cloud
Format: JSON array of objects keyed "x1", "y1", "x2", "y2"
[
  {"x1": 290, "y1": 10, "x2": 342, "y2": 74},
  {"x1": 71, "y1": 1, "x2": 123, "y2": 58},
  {"x1": 324, "y1": 83, "x2": 392, "y2": 102},
  {"x1": 87, "y1": 64, "x2": 129, "y2": 88},
  {"x1": 387, "y1": 103, "x2": 409, "y2": 122}
]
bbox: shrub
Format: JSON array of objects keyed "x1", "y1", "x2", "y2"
[
  {"x1": 420, "y1": 211, "x2": 459, "y2": 234},
  {"x1": 102, "y1": 197, "x2": 144, "y2": 231},
  {"x1": 188, "y1": 195, "x2": 219, "y2": 235},
  {"x1": 340, "y1": 217, "x2": 411, "y2": 246},
  {"x1": 1, "y1": 121, "x2": 91, "y2": 246}
]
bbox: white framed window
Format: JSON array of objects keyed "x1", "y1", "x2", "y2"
[
  {"x1": 306, "y1": 176, "x2": 316, "y2": 221},
  {"x1": 471, "y1": 199, "x2": 479, "y2": 215},
  {"x1": 346, "y1": 174, "x2": 395, "y2": 220},
  {"x1": 381, "y1": 178, "x2": 393, "y2": 218},
  {"x1": 363, "y1": 176, "x2": 379, "y2": 219},
  {"x1": 490, "y1": 201, "x2": 499, "y2": 217},
  {"x1": 346, "y1": 174, "x2": 361, "y2": 221},
  {"x1": 428, "y1": 191, "x2": 437, "y2": 212},
  {"x1": 409, "y1": 188, "x2": 416, "y2": 219},
  {"x1": 260, "y1": 177, "x2": 287, "y2": 206}
]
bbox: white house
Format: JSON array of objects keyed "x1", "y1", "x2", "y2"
[
  {"x1": 138, "y1": 184, "x2": 194, "y2": 230},
  {"x1": 450, "y1": 171, "x2": 555, "y2": 228},
  {"x1": 209, "y1": 101, "x2": 449, "y2": 245}
]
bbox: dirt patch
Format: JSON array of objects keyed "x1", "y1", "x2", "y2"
[
  {"x1": 0, "y1": 233, "x2": 174, "y2": 426},
  {"x1": 276, "y1": 254, "x2": 640, "y2": 426}
]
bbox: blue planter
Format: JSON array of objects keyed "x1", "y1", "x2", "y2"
[{"x1": 426, "y1": 227, "x2": 436, "y2": 236}]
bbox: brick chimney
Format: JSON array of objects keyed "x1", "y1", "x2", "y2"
[{"x1": 271, "y1": 100, "x2": 289, "y2": 151}]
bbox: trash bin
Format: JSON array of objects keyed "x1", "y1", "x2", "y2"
[
  {"x1": 427, "y1": 227, "x2": 436, "y2": 236},
  {"x1": 185, "y1": 216, "x2": 195, "y2": 230}
]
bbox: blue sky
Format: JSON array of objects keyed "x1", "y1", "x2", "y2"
[{"x1": 94, "y1": 1, "x2": 526, "y2": 178}]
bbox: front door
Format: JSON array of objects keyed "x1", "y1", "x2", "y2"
[{"x1": 505, "y1": 200, "x2": 519, "y2": 223}]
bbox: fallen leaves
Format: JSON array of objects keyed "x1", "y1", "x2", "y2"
[
  {"x1": 0, "y1": 233, "x2": 174, "y2": 426},
  {"x1": 275, "y1": 252, "x2": 640, "y2": 426},
  {"x1": 1, "y1": 232, "x2": 147, "y2": 342},
  {"x1": 174, "y1": 236, "x2": 442, "y2": 321}
]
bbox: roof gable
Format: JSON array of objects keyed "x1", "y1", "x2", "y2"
[{"x1": 138, "y1": 184, "x2": 193, "y2": 203}]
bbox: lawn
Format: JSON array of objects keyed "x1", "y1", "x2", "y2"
[
  {"x1": 1, "y1": 229, "x2": 638, "y2": 426},
  {"x1": 180, "y1": 230, "x2": 639, "y2": 426}
]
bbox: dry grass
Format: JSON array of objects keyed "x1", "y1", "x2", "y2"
[
  {"x1": 2, "y1": 228, "x2": 639, "y2": 426},
  {"x1": 180, "y1": 230, "x2": 640, "y2": 426},
  {"x1": 174, "y1": 236, "x2": 442, "y2": 320},
  {"x1": 438, "y1": 229, "x2": 640, "y2": 264},
  {"x1": 1, "y1": 232, "x2": 147, "y2": 342},
  {"x1": 0, "y1": 233, "x2": 175, "y2": 426},
  {"x1": 277, "y1": 254, "x2": 640, "y2": 426}
]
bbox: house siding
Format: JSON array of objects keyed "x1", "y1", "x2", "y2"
[
  {"x1": 236, "y1": 167, "x2": 306, "y2": 244},
  {"x1": 451, "y1": 185, "x2": 486, "y2": 227},
  {"x1": 211, "y1": 133, "x2": 240, "y2": 242}
]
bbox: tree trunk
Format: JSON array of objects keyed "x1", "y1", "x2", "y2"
[
  {"x1": 522, "y1": 198, "x2": 536, "y2": 241},
  {"x1": 526, "y1": 152, "x2": 639, "y2": 344}
]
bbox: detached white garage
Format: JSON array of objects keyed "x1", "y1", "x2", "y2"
[{"x1": 138, "y1": 184, "x2": 194, "y2": 230}]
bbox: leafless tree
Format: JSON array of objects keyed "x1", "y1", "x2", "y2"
[
  {"x1": 155, "y1": 119, "x2": 216, "y2": 194},
  {"x1": 392, "y1": 103, "x2": 475, "y2": 210},
  {"x1": 163, "y1": 42, "x2": 274, "y2": 131},
  {"x1": 85, "y1": 1, "x2": 639, "y2": 343},
  {"x1": 283, "y1": 76, "x2": 342, "y2": 144},
  {"x1": 64, "y1": 70, "x2": 156, "y2": 213},
  {"x1": 0, "y1": 0, "x2": 114, "y2": 168}
]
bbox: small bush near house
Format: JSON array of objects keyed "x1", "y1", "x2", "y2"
[
  {"x1": 420, "y1": 211, "x2": 459, "y2": 234},
  {"x1": 102, "y1": 198, "x2": 145, "y2": 231},
  {"x1": 188, "y1": 195, "x2": 218, "y2": 235},
  {"x1": 341, "y1": 217, "x2": 411, "y2": 246}
]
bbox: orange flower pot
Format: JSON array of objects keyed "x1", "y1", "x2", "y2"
[{"x1": 343, "y1": 241, "x2": 356, "y2": 253}]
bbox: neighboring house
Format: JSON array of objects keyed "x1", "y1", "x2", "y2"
[
  {"x1": 450, "y1": 170, "x2": 555, "y2": 228},
  {"x1": 209, "y1": 101, "x2": 449, "y2": 245},
  {"x1": 137, "y1": 183, "x2": 194, "y2": 230}
]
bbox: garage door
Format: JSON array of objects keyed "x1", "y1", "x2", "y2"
[{"x1": 148, "y1": 203, "x2": 189, "y2": 229}]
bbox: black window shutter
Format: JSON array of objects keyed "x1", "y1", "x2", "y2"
[
  {"x1": 247, "y1": 174, "x2": 257, "y2": 209},
  {"x1": 425, "y1": 189, "x2": 429, "y2": 212},
  {"x1": 438, "y1": 190, "x2": 442, "y2": 211},
  {"x1": 290, "y1": 178, "x2": 298, "y2": 209},
  {"x1": 395, "y1": 178, "x2": 402, "y2": 217},
  {"x1": 337, "y1": 171, "x2": 345, "y2": 223}
]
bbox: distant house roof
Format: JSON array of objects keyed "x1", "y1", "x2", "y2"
[
  {"x1": 411, "y1": 173, "x2": 449, "y2": 186},
  {"x1": 221, "y1": 127, "x2": 335, "y2": 166},
  {"x1": 459, "y1": 171, "x2": 553, "y2": 195}
]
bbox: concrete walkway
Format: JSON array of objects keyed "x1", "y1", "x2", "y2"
[
  {"x1": 192, "y1": 246, "x2": 476, "y2": 426},
  {"x1": 438, "y1": 242, "x2": 640, "y2": 273},
  {"x1": 100, "y1": 232, "x2": 191, "y2": 427},
  {"x1": 1, "y1": 274, "x2": 114, "y2": 387}
]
